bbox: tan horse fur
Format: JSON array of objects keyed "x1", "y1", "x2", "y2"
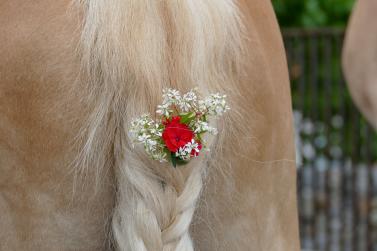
[
  {"x1": 0, "y1": 0, "x2": 299, "y2": 250},
  {"x1": 343, "y1": 0, "x2": 377, "y2": 130}
]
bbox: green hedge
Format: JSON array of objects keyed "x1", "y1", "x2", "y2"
[{"x1": 272, "y1": 0, "x2": 355, "y2": 27}]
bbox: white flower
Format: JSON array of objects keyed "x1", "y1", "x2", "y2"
[
  {"x1": 130, "y1": 114, "x2": 168, "y2": 162},
  {"x1": 175, "y1": 139, "x2": 201, "y2": 161},
  {"x1": 146, "y1": 139, "x2": 157, "y2": 149},
  {"x1": 186, "y1": 139, "x2": 201, "y2": 154},
  {"x1": 162, "y1": 88, "x2": 182, "y2": 105},
  {"x1": 200, "y1": 93, "x2": 230, "y2": 116},
  {"x1": 130, "y1": 114, "x2": 153, "y2": 129},
  {"x1": 149, "y1": 124, "x2": 163, "y2": 137},
  {"x1": 137, "y1": 133, "x2": 150, "y2": 143},
  {"x1": 156, "y1": 103, "x2": 172, "y2": 117},
  {"x1": 179, "y1": 90, "x2": 198, "y2": 112},
  {"x1": 176, "y1": 148, "x2": 191, "y2": 161},
  {"x1": 191, "y1": 120, "x2": 218, "y2": 135}
]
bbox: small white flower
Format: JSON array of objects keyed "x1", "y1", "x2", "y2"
[
  {"x1": 176, "y1": 148, "x2": 191, "y2": 161},
  {"x1": 179, "y1": 90, "x2": 198, "y2": 112},
  {"x1": 146, "y1": 139, "x2": 157, "y2": 148},
  {"x1": 175, "y1": 139, "x2": 201, "y2": 161},
  {"x1": 149, "y1": 124, "x2": 163, "y2": 137},
  {"x1": 156, "y1": 103, "x2": 172, "y2": 117},
  {"x1": 187, "y1": 139, "x2": 200, "y2": 153},
  {"x1": 191, "y1": 120, "x2": 218, "y2": 135},
  {"x1": 201, "y1": 93, "x2": 230, "y2": 116},
  {"x1": 162, "y1": 88, "x2": 182, "y2": 105},
  {"x1": 137, "y1": 133, "x2": 150, "y2": 143}
]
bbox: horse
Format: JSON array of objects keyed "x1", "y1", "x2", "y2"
[
  {"x1": 343, "y1": 0, "x2": 377, "y2": 130},
  {"x1": 0, "y1": 0, "x2": 299, "y2": 250}
]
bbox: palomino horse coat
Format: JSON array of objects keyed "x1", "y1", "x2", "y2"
[
  {"x1": 343, "y1": 0, "x2": 377, "y2": 130},
  {"x1": 0, "y1": 0, "x2": 299, "y2": 250}
]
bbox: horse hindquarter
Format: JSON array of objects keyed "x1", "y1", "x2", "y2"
[{"x1": 0, "y1": 0, "x2": 299, "y2": 250}]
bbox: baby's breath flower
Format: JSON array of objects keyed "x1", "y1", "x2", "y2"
[
  {"x1": 149, "y1": 124, "x2": 163, "y2": 137},
  {"x1": 175, "y1": 139, "x2": 200, "y2": 161},
  {"x1": 191, "y1": 120, "x2": 218, "y2": 135},
  {"x1": 179, "y1": 90, "x2": 198, "y2": 112},
  {"x1": 201, "y1": 93, "x2": 230, "y2": 116},
  {"x1": 175, "y1": 148, "x2": 191, "y2": 161},
  {"x1": 156, "y1": 103, "x2": 172, "y2": 117},
  {"x1": 130, "y1": 114, "x2": 153, "y2": 135},
  {"x1": 137, "y1": 133, "x2": 150, "y2": 143},
  {"x1": 162, "y1": 88, "x2": 182, "y2": 105},
  {"x1": 130, "y1": 114, "x2": 168, "y2": 162}
]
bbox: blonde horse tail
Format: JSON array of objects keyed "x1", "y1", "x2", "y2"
[{"x1": 75, "y1": 0, "x2": 245, "y2": 250}]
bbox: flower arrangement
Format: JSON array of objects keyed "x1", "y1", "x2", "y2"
[{"x1": 130, "y1": 88, "x2": 229, "y2": 167}]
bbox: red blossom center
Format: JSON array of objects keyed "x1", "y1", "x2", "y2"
[{"x1": 162, "y1": 116, "x2": 194, "y2": 152}]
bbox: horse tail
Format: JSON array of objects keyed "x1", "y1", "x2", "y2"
[{"x1": 75, "y1": 0, "x2": 245, "y2": 250}]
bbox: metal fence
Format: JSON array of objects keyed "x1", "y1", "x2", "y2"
[{"x1": 283, "y1": 28, "x2": 377, "y2": 251}]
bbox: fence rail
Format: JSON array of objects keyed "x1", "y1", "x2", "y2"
[{"x1": 283, "y1": 28, "x2": 377, "y2": 251}]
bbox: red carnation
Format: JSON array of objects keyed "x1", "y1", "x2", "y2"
[{"x1": 162, "y1": 116, "x2": 194, "y2": 152}]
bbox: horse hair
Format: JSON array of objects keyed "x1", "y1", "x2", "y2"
[{"x1": 75, "y1": 0, "x2": 245, "y2": 250}]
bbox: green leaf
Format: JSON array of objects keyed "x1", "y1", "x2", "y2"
[
  {"x1": 171, "y1": 152, "x2": 177, "y2": 168},
  {"x1": 170, "y1": 152, "x2": 189, "y2": 168},
  {"x1": 180, "y1": 112, "x2": 196, "y2": 124},
  {"x1": 196, "y1": 133, "x2": 203, "y2": 143}
]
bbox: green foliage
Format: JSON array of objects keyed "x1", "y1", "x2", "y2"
[{"x1": 272, "y1": 0, "x2": 355, "y2": 27}]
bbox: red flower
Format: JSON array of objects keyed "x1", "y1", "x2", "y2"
[{"x1": 162, "y1": 116, "x2": 194, "y2": 152}]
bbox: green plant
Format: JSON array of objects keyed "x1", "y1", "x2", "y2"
[{"x1": 272, "y1": 0, "x2": 355, "y2": 27}]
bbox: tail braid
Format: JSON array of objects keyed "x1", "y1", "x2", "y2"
[
  {"x1": 162, "y1": 169, "x2": 203, "y2": 249},
  {"x1": 112, "y1": 128, "x2": 205, "y2": 251}
]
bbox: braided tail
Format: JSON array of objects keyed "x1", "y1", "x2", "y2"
[{"x1": 76, "y1": 0, "x2": 244, "y2": 250}]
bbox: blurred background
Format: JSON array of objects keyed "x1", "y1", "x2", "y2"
[{"x1": 272, "y1": 1, "x2": 377, "y2": 251}]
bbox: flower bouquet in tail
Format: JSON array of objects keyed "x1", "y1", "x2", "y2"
[{"x1": 130, "y1": 88, "x2": 229, "y2": 168}]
